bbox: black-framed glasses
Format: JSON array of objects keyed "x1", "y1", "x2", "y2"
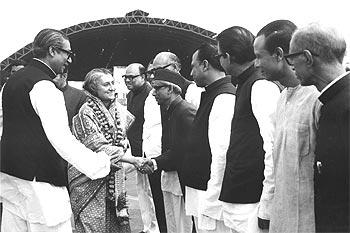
[
  {"x1": 54, "y1": 47, "x2": 75, "y2": 60},
  {"x1": 284, "y1": 50, "x2": 319, "y2": 66},
  {"x1": 122, "y1": 74, "x2": 141, "y2": 81}
]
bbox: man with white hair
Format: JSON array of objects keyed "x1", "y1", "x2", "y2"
[{"x1": 288, "y1": 23, "x2": 349, "y2": 232}]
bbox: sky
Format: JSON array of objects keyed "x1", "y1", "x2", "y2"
[{"x1": 1, "y1": 0, "x2": 350, "y2": 63}]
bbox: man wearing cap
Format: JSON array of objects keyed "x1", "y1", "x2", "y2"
[
  {"x1": 141, "y1": 68, "x2": 196, "y2": 233},
  {"x1": 182, "y1": 43, "x2": 236, "y2": 233},
  {"x1": 142, "y1": 51, "x2": 202, "y2": 232}
]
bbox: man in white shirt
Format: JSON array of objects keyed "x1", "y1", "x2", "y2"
[
  {"x1": 254, "y1": 20, "x2": 321, "y2": 233},
  {"x1": 0, "y1": 28, "x2": 117, "y2": 232},
  {"x1": 182, "y1": 43, "x2": 236, "y2": 233},
  {"x1": 216, "y1": 26, "x2": 280, "y2": 232},
  {"x1": 289, "y1": 23, "x2": 349, "y2": 232}
]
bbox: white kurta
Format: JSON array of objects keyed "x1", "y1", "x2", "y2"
[{"x1": 270, "y1": 85, "x2": 321, "y2": 233}]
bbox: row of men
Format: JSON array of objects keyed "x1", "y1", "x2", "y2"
[
  {"x1": 124, "y1": 20, "x2": 349, "y2": 233},
  {"x1": 0, "y1": 19, "x2": 348, "y2": 233}
]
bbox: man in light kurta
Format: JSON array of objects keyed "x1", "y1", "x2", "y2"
[{"x1": 254, "y1": 20, "x2": 321, "y2": 233}]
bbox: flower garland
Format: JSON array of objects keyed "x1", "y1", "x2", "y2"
[{"x1": 86, "y1": 96, "x2": 129, "y2": 225}]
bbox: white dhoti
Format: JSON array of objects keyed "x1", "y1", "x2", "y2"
[
  {"x1": 162, "y1": 171, "x2": 192, "y2": 233},
  {"x1": 1, "y1": 206, "x2": 72, "y2": 232},
  {"x1": 136, "y1": 171, "x2": 160, "y2": 233},
  {"x1": 222, "y1": 202, "x2": 267, "y2": 233},
  {"x1": 163, "y1": 191, "x2": 192, "y2": 233}
]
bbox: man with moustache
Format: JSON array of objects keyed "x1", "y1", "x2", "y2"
[
  {"x1": 288, "y1": 23, "x2": 349, "y2": 232},
  {"x1": 254, "y1": 20, "x2": 321, "y2": 233}
]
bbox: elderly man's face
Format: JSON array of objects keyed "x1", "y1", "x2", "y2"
[
  {"x1": 151, "y1": 80, "x2": 171, "y2": 106},
  {"x1": 289, "y1": 42, "x2": 315, "y2": 86}
]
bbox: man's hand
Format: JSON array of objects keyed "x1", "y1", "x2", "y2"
[{"x1": 139, "y1": 159, "x2": 154, "y2": 174}]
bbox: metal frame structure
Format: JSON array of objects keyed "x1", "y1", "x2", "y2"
[{"x1": 1, "y1": 10, "x2": 216, "y2": 75}]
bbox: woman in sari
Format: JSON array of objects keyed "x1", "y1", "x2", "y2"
[{"x1": 68, "y1": 68, "x2": 143, "y2": 232}]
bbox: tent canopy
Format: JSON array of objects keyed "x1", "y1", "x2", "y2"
[{"x1": 0, "y1": 10, "x2": 216, "y2": 81}]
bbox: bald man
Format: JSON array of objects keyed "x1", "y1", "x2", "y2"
[{"x1": 124, "y1": 63, "x2": 160, "y2": 233}]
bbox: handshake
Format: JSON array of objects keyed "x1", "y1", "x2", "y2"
[{"x1": 133, "y1": 157, "x2": 155, "y2": 174}]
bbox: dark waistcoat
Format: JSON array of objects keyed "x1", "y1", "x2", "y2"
[
  {"x1": 126, "y1": 82, "x2": 152, "y2": 156},
  {"x1": 219, "y1": 65, "x2": 266, "y2": 203},
  {"x1": 182, "y1": 77, "x2": 236, "y2": 190},
  {"x1": 1, "y1": 59, "x2": 67, "y2": 187}
]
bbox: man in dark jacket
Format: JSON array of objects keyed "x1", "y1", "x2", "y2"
[
  {"x1": 216, "y1": 26, "x2": 280, "y2": 232},
  {"x1": 289, "y1": 23, "x2": 349, "y2": 232},
  {"x1": 142, "y1": 68, "x2": 196, "y2": 233},
  {"x1": 182, "y1": 43, "x2": 236, "y2": 233}
]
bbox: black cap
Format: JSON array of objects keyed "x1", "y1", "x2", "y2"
[{"x1": 153, "y1": 69, "x2": 185, "y2": 90}]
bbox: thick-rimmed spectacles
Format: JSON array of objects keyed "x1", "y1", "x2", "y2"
[
  {"x1": 54, "y1": 47, "x2": 75, "y2": 60},
  {"x1": 284, "y1": 50, "x2": 319, "y2": 66}
]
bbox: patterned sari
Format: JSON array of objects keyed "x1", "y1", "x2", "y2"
[{"x1": 68, "y1": 92, "x2": 133, "y2": 233}]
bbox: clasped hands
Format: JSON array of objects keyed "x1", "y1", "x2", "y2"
[{"x1": 133, "y1": 157, "x2": 155, "y2": 174}]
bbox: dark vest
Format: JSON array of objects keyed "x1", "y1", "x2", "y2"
[
  {"x1": 1, "y1": 59, "x2": 67, "y2": 187},
  {"x1": 182, "y1": 77, "x2": 236, "y2": 190},
  {"x1": 219, "y1": 65, "x2": 265, "y2": 203},
  {"x1": 126, "y1": 82, "x2": 152, "y2": 156}
]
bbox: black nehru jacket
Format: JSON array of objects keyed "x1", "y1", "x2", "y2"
[
  {"x1": 182, "y1": 77, "x2": 236, "y2": 190},
  {"x1": 1, "y1": 59, "x2": 67, "y2": 187},
  {"x1": 126, "y1": 82, "x2": 152, "y2": 157},
  {"x1": 219, "y1": 65, "x2": 265, "y2": 203}
]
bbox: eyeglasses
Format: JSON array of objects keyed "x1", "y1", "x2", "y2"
[
  {"x1": 214, "y1": 53, "x2": 226, "y2": 59},
  {"x1": 284, "y1": 50, "x2": 319, "y2": 66},
  {"x1": 153, "y1": 85, "x2": 168, "y2": 91},
  {"x1": 54, "y1": 47, "x2": 75, "y2": 60},
  {"x1": 122, "y1": 74, "x2": 141, "y2": 81}
]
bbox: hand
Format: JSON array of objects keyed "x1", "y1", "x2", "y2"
[
  {"x1": 132, "y1": 157, "x2": 145, "y2": 170},
  {"x1": 139, "y1": 159, "x2": 154, "y2": 174}
]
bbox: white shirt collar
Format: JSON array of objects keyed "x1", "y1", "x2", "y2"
[
  {"x1": 320, "y1": 71, "x2": 350, "y2": 95},
  {"x1": 33, "y1": 58, "x2": 57, "y2": 76}
]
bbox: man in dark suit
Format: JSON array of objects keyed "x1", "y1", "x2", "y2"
[
  {"x1": 142, "y1": 68, "x2": 196, "y2": 233},
  {"x1": 289, "y1": 23, "x2": 349, "y2": 232}
]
